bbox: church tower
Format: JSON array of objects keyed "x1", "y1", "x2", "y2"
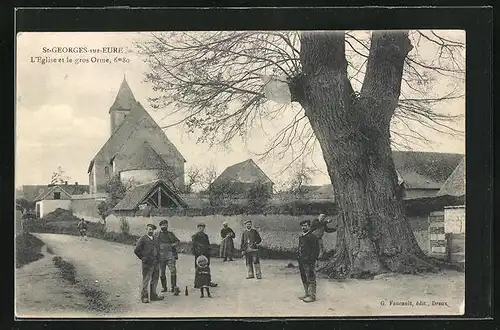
[{"x1": 109, "y1": 76, "x2": 137, "y2": 136}]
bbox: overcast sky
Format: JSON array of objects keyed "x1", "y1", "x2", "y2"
[{"x1": 15, "y1": 31, "x2": 465, "y2": 188}]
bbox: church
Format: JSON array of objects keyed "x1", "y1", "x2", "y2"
[{"x1": 87, "y1": 77, "x2": 186, "y2": 194}]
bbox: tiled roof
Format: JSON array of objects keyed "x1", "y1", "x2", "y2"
[
  {"x1": 109, "y1": 77, "x2": 137, "y2": 113},
  {"x1": 436, "y1": 157, "x2": 465, "y2": 197},
  {"x1": 392, "y1": 151, "x2": 463, "y2": 189},
  {"x1": 115, "y1": 141, "x2": 168, "y2": 171},
  {"x1": 211, "y1": 159, "x2": 273, "y2": 187},
  {"x1": 88, "y1": 78, "x2": 185, "y2": 173},
  {"x1": 34, "y1": 184, "x2": 89, "y2": 201},
  {"x1": 113, "y1": 180, "x2": 188, "y2": 211}
]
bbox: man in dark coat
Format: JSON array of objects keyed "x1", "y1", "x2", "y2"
[
  {"x1": 298, "y1": 219, "x2": 320, "y2": 303},
  {"x1": 191, "y1": 223, "x2": 217, "y2": 287},
  {"x1": 134, "y1": 224, "x2": 164, "y2": 303},
  {"x1": 155, "y1": 219, "x2": 180, "y2": 295},
  {"x1": 240, "y1": 220, "x2": 262, "y2": 279},
  {"x1": 219, "y1": 221, "x2": 235, "y2": 261}
]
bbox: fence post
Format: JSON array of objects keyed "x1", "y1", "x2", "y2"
[{"x1": 445, "y1": 233, "x2": 452, "y2": 262}]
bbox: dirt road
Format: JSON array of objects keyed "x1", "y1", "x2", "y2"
[{"x1": 30, "y1": 233, "x2": 464, "y2": 318}]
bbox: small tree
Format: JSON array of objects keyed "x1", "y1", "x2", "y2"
[
  {"x1": 286, "y1": 161, "x2": 317, "y2": 196},
  {"x1": 97, "y1": 201, "x2": 110, "y2": 225},
  {"x1": 16, "y1": 197, "x2": 35, "y2": 214},
  {"x1": 104, "y1": 174, "x2": 127, "y2": 208},
  {"x1": 208, "y1": 181, "x2": 234, "y2": 207},
  {"x1": 184, "y1": 166, "x2": 202, "y2": 193},
  {"x1": 50, "y1": 165, "x2": 71, "y2": 185},
  {"x1": 246, "y1": 181, "x2": 272, "y2": 211},
  {"x1": 200, "y1": 162, "x2": 219, "y2": 193}
]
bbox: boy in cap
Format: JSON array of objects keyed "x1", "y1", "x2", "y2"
[
  {"x1": 155, "y1": 219, "x2": 180, "y2": 295},
  {"x1": 298, "y1": 219, "x2": 320, "y2": 302},
  {"x1": 77, "y1": 218, "x2": 88, "y2": 241},
  {"x1": 240, "y1": 220, "x2": 262, "y2": 279},
  {"x1": 192, "y1": 223, "x2": 217, "y2": 287},
  {"x1": 134, "y1": 224, "x2": 164, "y2": 303}
]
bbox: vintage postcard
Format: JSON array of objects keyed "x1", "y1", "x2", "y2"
[{"x1": 15, "y1": 30, "x2": 465, "y2": 318}]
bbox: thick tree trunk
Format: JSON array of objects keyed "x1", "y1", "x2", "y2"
[{"x1": 296, "y1": 31, "x2": 437, "y2": 278}]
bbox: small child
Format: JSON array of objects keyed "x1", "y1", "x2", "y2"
[
  {"x1": 194, "y1": 255, "x2": 212, "y2": 298},
  {"x1": 77, "y1": 219, "x2": 88, "y2": 241}
]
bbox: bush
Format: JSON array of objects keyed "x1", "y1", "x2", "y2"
[
  {"x1": 246, "y1": 182, "x2": 272, "y2": 211},
  {"x1": 119, "y1": 217, "x2": 130, "y2": 235}
]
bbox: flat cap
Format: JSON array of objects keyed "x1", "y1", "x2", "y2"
[
  {"x1": 299, "y1": 219, "x2": 311, "y2": 226},
  {"x1": 159, "y1": 220, "x2": 168, "y2": 226},
  {"x1": 197, "y1": 223, "x2": 206, "y2": 227},
  {"x1": 244, "y1": 220, "x2": 252, "y2": 225},
  {"x1": 146, "y1": 224, "x2": 157, "y2": 230}
]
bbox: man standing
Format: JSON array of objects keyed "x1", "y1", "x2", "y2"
[
  {"x1": 219, "y1": 221, "x2": 235, "y2": 262},
  {"x1": 298, "y1": 219, "x2": 320, "y2": 303},
  {"x1": 240, "y1": 220, "x2": 262, "y2": 279},
  {"x1": 134, "y1": 224, "x2": 164, "y2": 303},
  {"x1": 192, "y1": 223, "x2": 217, "y2": 287},
  {"x1": 155, "y1": 219, "x2": 180, "y2": 295},
  {"x1": 311, "y1": 214, "x2": 338, "y2": 260}
]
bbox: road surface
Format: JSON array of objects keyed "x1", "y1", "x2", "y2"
[{"x1": 27, "y1": 233, "x2": 464, "y2": 318}]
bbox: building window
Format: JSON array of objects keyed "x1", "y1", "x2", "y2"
[
  {"x1": 54, "y1": 192, "x2": 61, "y2": 200},
  {"x1": 104, "y1": 166, "x2": 110, "y2": 177}
]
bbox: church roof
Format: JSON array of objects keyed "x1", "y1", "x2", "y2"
[
  {"x1": 88, "y1": 79, "x2": 186, "y2": 172},
  {"x1": 436, "y1": 157, "x2": 465, "y2": 197},
  {"x1": 115, "y1": 141, "x2": 168, "y2": 171},
  {"x1": 113, "y1": 180, "x2": 188, "y2": 211},
  {"x1": 211, "y1": 159, "x2": 273, "y2": 187},
  {"x1": 109, "y1": 77, "x2": 137, "y2": 113}
]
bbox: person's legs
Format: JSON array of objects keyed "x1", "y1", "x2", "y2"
[
  {"x1": 298, "y1": 262, "x2": 308, "y2": 299},
  {"x1": 303, "y1": 263, "x2": 317, "y2": 302},
  {"x1": 253, "y1": 253, "x2": 262, "y2": 279},
  {"x1": 159, "y1": 259, "x2": 168, "y2": 292},
  {"x1": 318, "y1": 238, "x2": 324, "y2": 259},
  {"x1": 141, "y1": 263, "x2": 153, "y2": 302},
  {"x1": 245, "y1": 253, "x2": 255, "y2": 278},
  {"x1": 167, "y1": 259, "x2": 179, "y2": 294},
  {"x1": 150, "y1": 263, "x2": 163, "y2": 300}
]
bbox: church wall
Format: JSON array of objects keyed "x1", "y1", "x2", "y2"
[{"x1": 113, "y1": 121, "x2": 186, "y2": 191}]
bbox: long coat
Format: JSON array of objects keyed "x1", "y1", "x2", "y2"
[
  {"x1": 219, "y1": 227, "x2": 235, "y2": 258},
  {"x1": 192, "y1": 231, "x2": 211, "y2": 256},
  {"x1": 155, "y1": 230, "x2": 180, "y2": 261},
  {"x1": 134, "y1": 235, "x2": 160, "y2": 265},
  {"x1": 298, "y1": 231, "x2": 320, "y2": 264}
]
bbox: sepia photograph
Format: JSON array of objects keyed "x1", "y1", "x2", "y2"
[{"x1": 15, "y1": 29, "x2": 465, "y2": 318}]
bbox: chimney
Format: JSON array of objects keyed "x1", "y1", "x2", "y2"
[
  {"x1": 75, "y1": 182, "x2": 78, "y2": 186},
  {"x1": 65, "y1": 181, "x2": 68, "y2": 185}
]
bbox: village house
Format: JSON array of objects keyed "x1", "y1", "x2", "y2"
[
  {"x1": 33, "y1": 182, "x2": 89, "y2": 218},
  {"x1": 87, "y1": 77, "x2": 186, "y2": 194},
  {"x1": 428, "y1": 157, "x2": 465, "y2": 265},
  {"x1": 210, "y1": 159, "x2": 274, "y2": 195}
]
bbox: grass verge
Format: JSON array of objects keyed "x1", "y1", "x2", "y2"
[
  {"x1": 52, "y1": 255, "x2": 111, "y2": 313},
  {"x1": 16, "y1": 233, "x2": 45, "y2": 268}
]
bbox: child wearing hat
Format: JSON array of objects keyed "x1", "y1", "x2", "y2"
[
  {"x1": 192, "y1": 223, "x2": 218, "y2": 287},
  {"x1": 194, "y1": 255, "x2": 212, "y2": 298}
]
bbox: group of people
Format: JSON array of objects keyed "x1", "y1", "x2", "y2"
[{"x1": 133, "y1": 213, "x2": 337, "y2": 304}]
